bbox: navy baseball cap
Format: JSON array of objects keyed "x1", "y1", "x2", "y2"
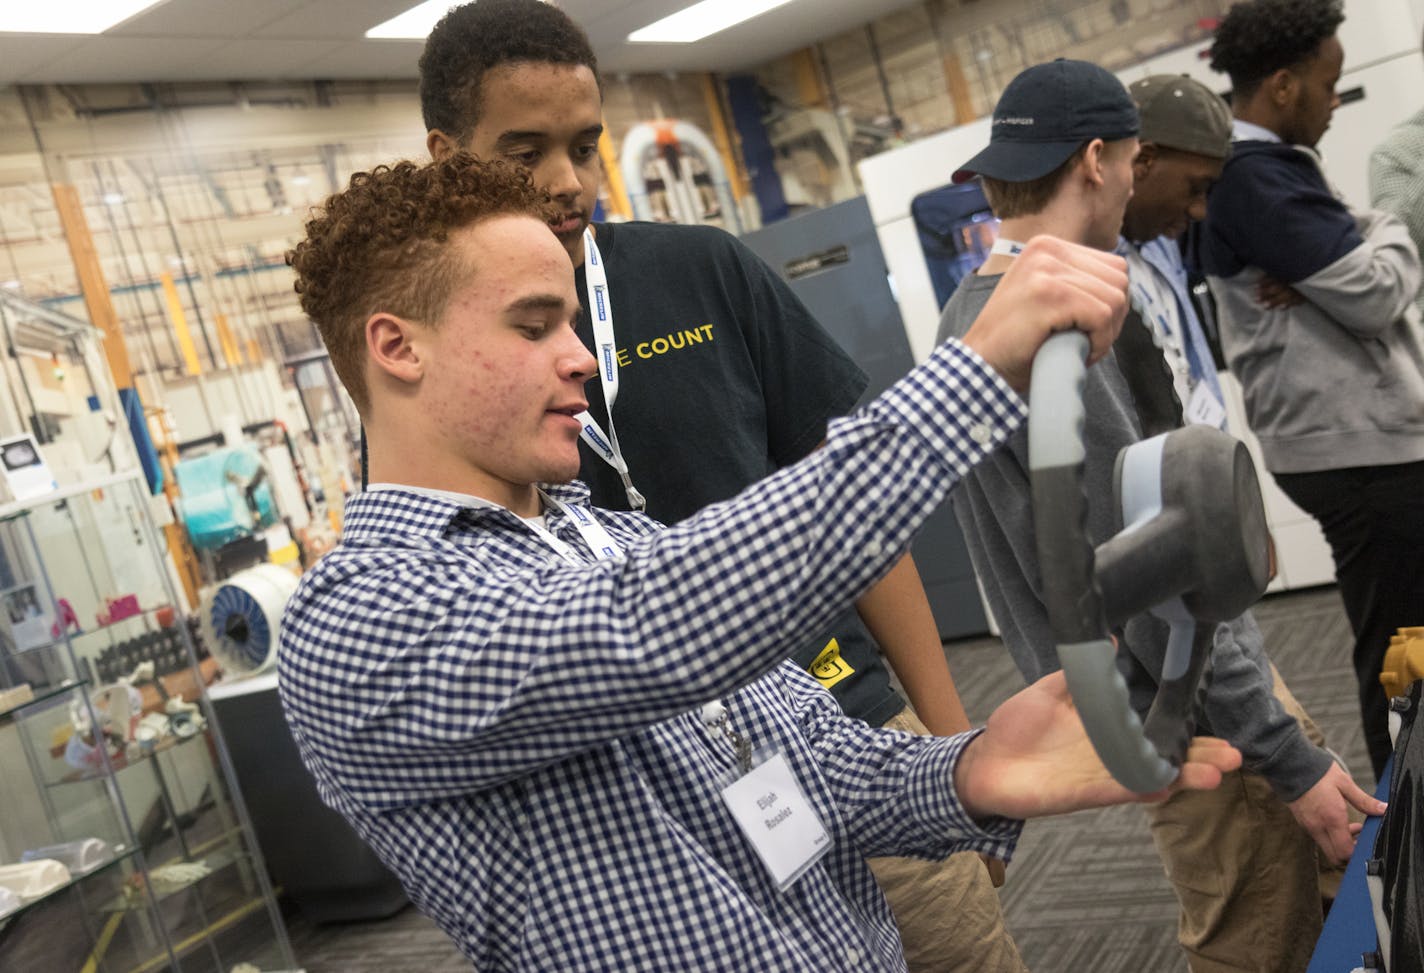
[{"x1": 952, "y1": 59, "x2": 1140, "y2": 184}]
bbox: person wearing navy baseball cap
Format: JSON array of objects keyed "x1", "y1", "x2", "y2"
[
  {"x1": 953, "y1": 59, "x2": 1140, "y2": 253},
  {"x1": 953, "y1": 58, "x2": 1140, "y2": 186}
]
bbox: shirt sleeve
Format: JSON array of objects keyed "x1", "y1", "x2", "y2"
[
  {"x1": 1289, "y1": 207, "x2": 1422, "y2": 338},
  {"x1": 782, "y1": 664, "x2": 1021, "y2": 861},
  {"x1": 1211, "y1": 150, "x2": 1362, "y2": 284},
  {"x1": 281, "y1": 341, "x2": 1023, "y2": 808},
  {"x1": 1369, "y1": 132, "x2": 1424, "y2": 267}
]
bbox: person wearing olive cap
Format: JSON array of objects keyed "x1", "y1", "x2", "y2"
[
  {"x1": 1119, "y1": 75, "x2": 1234, "y2": 426},
  {"x1": 937, "y1": 58, "x2": 1384, "y2": 972}
]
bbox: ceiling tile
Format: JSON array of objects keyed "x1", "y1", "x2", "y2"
[
  {"x1": 0, "y1": 0, "x2": 933, "y2": 84},
  {"x1": 301, "y1": 40, "x2": 424, "y2": 80},
  {"x1": 164, "y1": 39, "x2": 349, "y2": 80},
  {"x1": 252, "y1": 0, "x2": 419, "y2": 40},
  {"x1": 0, "y1": 36, "x2": 87, "y2": 84},
  {"x1": 109, "y1": 0, "x2": 313, "y2": 38},
  {"x1": 18, "y1": 37, "x2": 228, "y2": 84}
]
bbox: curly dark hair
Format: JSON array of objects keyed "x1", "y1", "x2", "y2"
[
  {"x1": 1209, "y1": 0, "x2": 1344, "y2": 96},
  {"x1": 418, "y1": 0, "x2": 601, "y2": 143},
  {"x1": 287, "y1": 154, "x2": 554, "y2": 414}
]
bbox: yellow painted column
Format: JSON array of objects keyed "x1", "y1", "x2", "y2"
[
  {"x1": 50, "y1": 183, "x2": 134, "y2": 386},
  {"x1": 160, "y1": 272, "x2": 203, "y2": 375},
  {"x1": 926, "y1": 2, "x2": 978, "y2": 125},
  {"x1": 51, "y1": 180, "x2": 204, "y2": 605},
  {"x1": 699, "y1": 74, "x2": 751, "y2": 202},
  {"x1": 597, "y1": 128, "x2": 633, "y2": 219},
  {"x1": 790, "y1": 48, "x2": 829, "y2": 110},
  {"x1": 214, "y1": 312, "x2": 242, "y2": 366}
]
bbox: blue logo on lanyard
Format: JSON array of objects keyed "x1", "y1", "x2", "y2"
[
  {"x1": 602, "y1": 344, "x2": 616, "y2": 377},
  {"x1": 594, "y1": 284, "x2": 608, "y2": 322},
  {"x1": 583, "y1": 423, "x2": 613, "y2": 457}
]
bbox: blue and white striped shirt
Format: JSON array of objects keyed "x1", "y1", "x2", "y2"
[{"x1": 279, "y1": 339, "x2": 1025, "y2": 971}]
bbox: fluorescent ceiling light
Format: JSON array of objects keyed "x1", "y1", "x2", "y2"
[
  {"x1": 0, "y1": 1, "x2": 164, "y2": 34},
  {"x1": 366, "y1": 1, "x2": 467, "y2": 40},
  {"x1": 628, "y1": 0, "x2": 796, "y2": 43}
]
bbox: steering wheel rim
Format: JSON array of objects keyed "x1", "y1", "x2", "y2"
[{"x1": 1028, "y1": 331, "x2": 1181, "y2": 793}]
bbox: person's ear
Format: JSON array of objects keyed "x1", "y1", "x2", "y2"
[
  {"x1": 1267, "y1": 67, "x2": 1297, "y2": 109},
  {"x1": 1081, "y1": 138, "x2": 1108, "y2": 188},
  {"x1": 427, "y1": 129, "x2": 458, "y2": 162},
  {"x1": 366, "y1": 312, "x2": 426, "y2": 387},
  {"x1": 1133, "y1": 142, "x2": 1158, "y2": 180}
]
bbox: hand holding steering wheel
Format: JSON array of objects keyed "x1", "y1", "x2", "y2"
[{"x1": 1028, "y1": 330, "x2": 1271, "y2": 792}]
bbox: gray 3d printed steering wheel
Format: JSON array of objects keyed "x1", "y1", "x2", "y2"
[{"x1": 1028, "y1": 330, "x2": 1272, "y2": 792}]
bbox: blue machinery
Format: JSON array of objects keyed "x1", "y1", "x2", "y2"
[{"x1": 173, "y1": 446, "x2": 277, "y2": 551}]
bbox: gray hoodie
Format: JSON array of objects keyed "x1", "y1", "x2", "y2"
[{"x1": 1198, "y1": 138, "x2": 1424, "y2": 474}]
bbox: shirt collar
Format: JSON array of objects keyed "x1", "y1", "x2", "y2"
[
  {"x1": 1232, "y1": 119, "x2": 1281, "y2": 144},
  {"x1": 344, "y1": 480, "x2": 594, "y2": 543}
]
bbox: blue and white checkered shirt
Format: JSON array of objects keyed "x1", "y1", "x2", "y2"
[{"x1": 279, "y1": 340, "x2": 1025, "y2": 971}]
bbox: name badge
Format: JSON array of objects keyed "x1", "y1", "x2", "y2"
[
  {"x1": 1185, "y1": 382, "x2": 1227, "y2": 429},
  {"x1": 720, "y1": 752, "x2": 831, "y2": 890}
]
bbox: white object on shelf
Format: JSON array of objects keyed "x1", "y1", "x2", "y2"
[
  {"x1": 0, "y1": 683, "x2": 34, "y2": 712},
  {"x1": 21, "y1": 838, "x2": 113, "y2": 875},
  {"x1": 0, "y1": 859, "x2": 71, "y2": 902},
  {"x1": 0, "y1": 886, "x2": 19, "y2": 919},
  {"x1": 0, "y1": 433, "x2": 58, "y2": 503}
]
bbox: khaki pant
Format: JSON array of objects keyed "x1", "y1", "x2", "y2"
[
  {"x1": 1146, "y1": 667, "x2": 1343, "y2": 972},
  {"x1": 868, "y1": 709, "x2": 1029, "y2": 973}
]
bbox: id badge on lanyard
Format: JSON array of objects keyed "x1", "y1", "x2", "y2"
[
  {"x1": 575, "y1": 228, "x2": 646, "y2": 511},
  {"x1": 701, "y1": 701, "x2": 832, "y2": 891}
]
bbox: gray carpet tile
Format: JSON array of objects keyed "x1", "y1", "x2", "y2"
[{"x1": 286, "y1": 586, "x2": 1371, "y2": 972}]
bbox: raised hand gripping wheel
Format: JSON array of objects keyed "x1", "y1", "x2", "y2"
[{"x1": 1029, "y1": 330, "x2": 1272, "y2": 793}]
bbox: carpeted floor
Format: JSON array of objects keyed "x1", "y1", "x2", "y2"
[{"x1": 285, "y1": 584, "x2": 1373, "y2": 972}]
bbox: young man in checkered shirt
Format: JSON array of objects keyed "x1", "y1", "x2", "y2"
[{"x1": 279, "y1": 153, "x2": 1240, "y2": 972}]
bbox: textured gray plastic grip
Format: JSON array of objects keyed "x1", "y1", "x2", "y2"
[
  {"x1": 1059, "y1": 640, "x2": 1177, "y2": 793},
  {"x1": 1029, "y1": 331, "x2": 1178, "y2": 793},
  {"x1": 1027, "y1": 332, "x2": 1090, "y2": 473}
]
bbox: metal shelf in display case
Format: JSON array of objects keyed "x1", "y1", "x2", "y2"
[{"x1": 0, "y1": 469, "x2": 299, "y2": 972}]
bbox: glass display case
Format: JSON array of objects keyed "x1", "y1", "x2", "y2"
[{"x1": 0, "y1": 470, "x2": 298, "y2": 972}]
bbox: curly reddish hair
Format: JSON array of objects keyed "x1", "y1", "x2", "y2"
[{"x1": 288, "y1": 154, "x2": 554, "y2": 414}]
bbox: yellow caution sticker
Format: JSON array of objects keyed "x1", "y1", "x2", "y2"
[{"x1": 808, "y1": 637, "x2": 855, "y2": 690}]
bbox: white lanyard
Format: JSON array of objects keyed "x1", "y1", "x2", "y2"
[
  {"x1": 575, "y1": 228, "x2": 646, "y2": 511},
  {"x1": 1126, "y1": 260, "x2": 1194, "y2": 398},
  {"x1": 990, "y1": 237, "x2": 1026, "y2": 258},
  {"x1": 526, "y1": 488, "x2": 625, "y2": 563}
]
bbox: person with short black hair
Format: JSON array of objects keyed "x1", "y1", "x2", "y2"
[
  {"x1": 1207, "y1": 0, "x2": 1346, "y2": 105},
  {"x1": 1200, "y1": 0, "x2": 1424, "y2": 781}
]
